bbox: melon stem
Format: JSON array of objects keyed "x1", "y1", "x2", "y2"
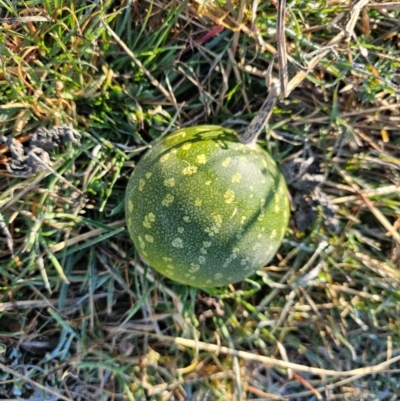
[{"x1": 239, "y1": 82, "x2": 280, "y2": 146}]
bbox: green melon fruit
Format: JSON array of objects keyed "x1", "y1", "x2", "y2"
[{"x1": 125, "y1": 125, "x2": 290, "y2": 287}]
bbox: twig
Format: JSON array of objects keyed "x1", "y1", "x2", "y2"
[
  {"x1": 0, "y1": 362, "x2": 73, "y2": 401},
  {"x1": 49, "y1": 220, "x2": 125, "y2": 253},
  {"x1": 216, "y1": 0, "x2": 247, "y2": 114},
  {"x1": 101, "y1": 19, "x2": 177, "y2": 107},
  {"x1": 239, "y1": 83, "x2": 280, "y2": 144},
  {"x1": 331, "y1": 184, "x2": 400, "y2": 204},
  {"x1": 0, "y1": 168, "x2": 58, "y2": 213},
  {"x1": 0, "y1": 213, "x2": 14, "y2": 256},
  {"x1": 0, "y1": 294, "x2": 107, "y2": 312},
  {"x1": 173, "y1": 339, "x2": 400, "y2": 377},
  {"x1": 282, "y1": 373, "x2": 367, "y2": 399},
  {"x1": 339, "y1": 170, "x2": 400, "y2": 246},
  {"x1": 368, "y1": 2, "x2": 400, "y2": 10},
  {"x1": 28, "y1": 152, "x2": 83, "y2": 195},
  {"x1": 119, "y1": 329, "x2": 400, "y2": 378},
  {"x1": 277, "y1": 0, "x2": 288, "y2": 98},
  {"x1": 0, "y1": 16, "x2": 51, "y2": 23},
  {"x1": 240, "y1": 0, "x2": 373, "y2": 145}
]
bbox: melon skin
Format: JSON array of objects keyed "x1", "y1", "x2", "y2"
[{"x1": 125, "y1": 125, "x2": 290, "y2": 287}]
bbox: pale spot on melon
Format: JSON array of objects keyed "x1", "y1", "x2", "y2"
[
  {"x1": 275, "y1": 203, "x2": 280, "y2": 212},
  {"x1": 138, "y1": 235, "x2": 145, "y2": 249},
  {"x1": 205, "y1": 180, "x2": 212, "y2": 186},
  {"x1": 145, "y1": 172, "x2": 152, "y2": 179},
  {"x1": 139, "y1": 179, "x2": 146, "y2": 191},
  {"x1": 183, "y1": 216, "x2": 191, "y2": 222},
  {"x1": 200, "y1": 248, "x2": 207, "y2": 255},
  {"x1": 222, "y1": 157, "x2": 231, "y2": 167},
  {"x1": 214, "y1": 273, "x2": 223, "y2": 280},
  {"x1": 198, "y1": 256, "x2": 206, "y2": 264},
  {"x1": 284, "y1": 208, "x2": 289, "y2": 220},
  {"x1": 203, "y1": 241, "x2": 212, "y2": 248},
  {"x1": 232, "y1": 172, "x2": 242, "y2": 183},
  {"x1": 194, "y1": 198, "x2": 202, "y2": 207},
  {"x1": 163, "y1": 178, "x2": 175, "y2": 187},
  {"x1": 189, "y1": 263, "x2": 200, "y2": 273},
  {"x1": 145, "y1": 234, "x2": 154, "y2": 243},
  {"x1": 160, "y1": 153, "x2": 170, "y2": 163},
  {"x1": 204, "y1": 226, "x2": 219, "y2": 236},
  {"x1": 128, "y1": 201, "x2": 134, "y2": 212},
  {"x1": 143, "y1": 212, "x2": 156, "y2": 228},
  {"x1": 182, "y1": 165, "x2": 197, "y2": 175},
  {"x1": 177, "y1": 227, "x2": 184, "y2": 233},
  {"x1": 171, "y1": 238, "x2": 183, "y2": 248},
  {"x1": 222, "y1": 259, "x2": 230, "y2": 268},
  {"x1": 271, "y1": 229, "x2": 277, "y2": 239},
  {"x1": 196, "y1": 154, "x2": 207, "y2": 164},
  {"x1": 224, "y1": 189, "x2": 235, "y2": 204},
  {"x1": 168, "y1": 130, "x2": 185, "y2": 140},
  {"x1": 212, "y1": 214, "x2": 222, "y2": 227},
  {"x1": 182, "y1": 143, "x2": 192, "y2": 150},
  {"x1": 162, "y1": 194, "x2": 174, "y2": 207}
]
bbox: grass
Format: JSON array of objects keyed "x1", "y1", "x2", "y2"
[{"x1": 0, "y1": 0, "x2": 400, "y2": 400}]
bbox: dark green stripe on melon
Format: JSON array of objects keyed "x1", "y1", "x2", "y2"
[{"x1": 125, "y1": 125, "x2": 290, "y2": 287}]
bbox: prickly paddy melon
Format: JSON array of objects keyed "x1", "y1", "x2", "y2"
[{"x1": 125, "y1": 125, "x2": 290, "y2": 287}]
